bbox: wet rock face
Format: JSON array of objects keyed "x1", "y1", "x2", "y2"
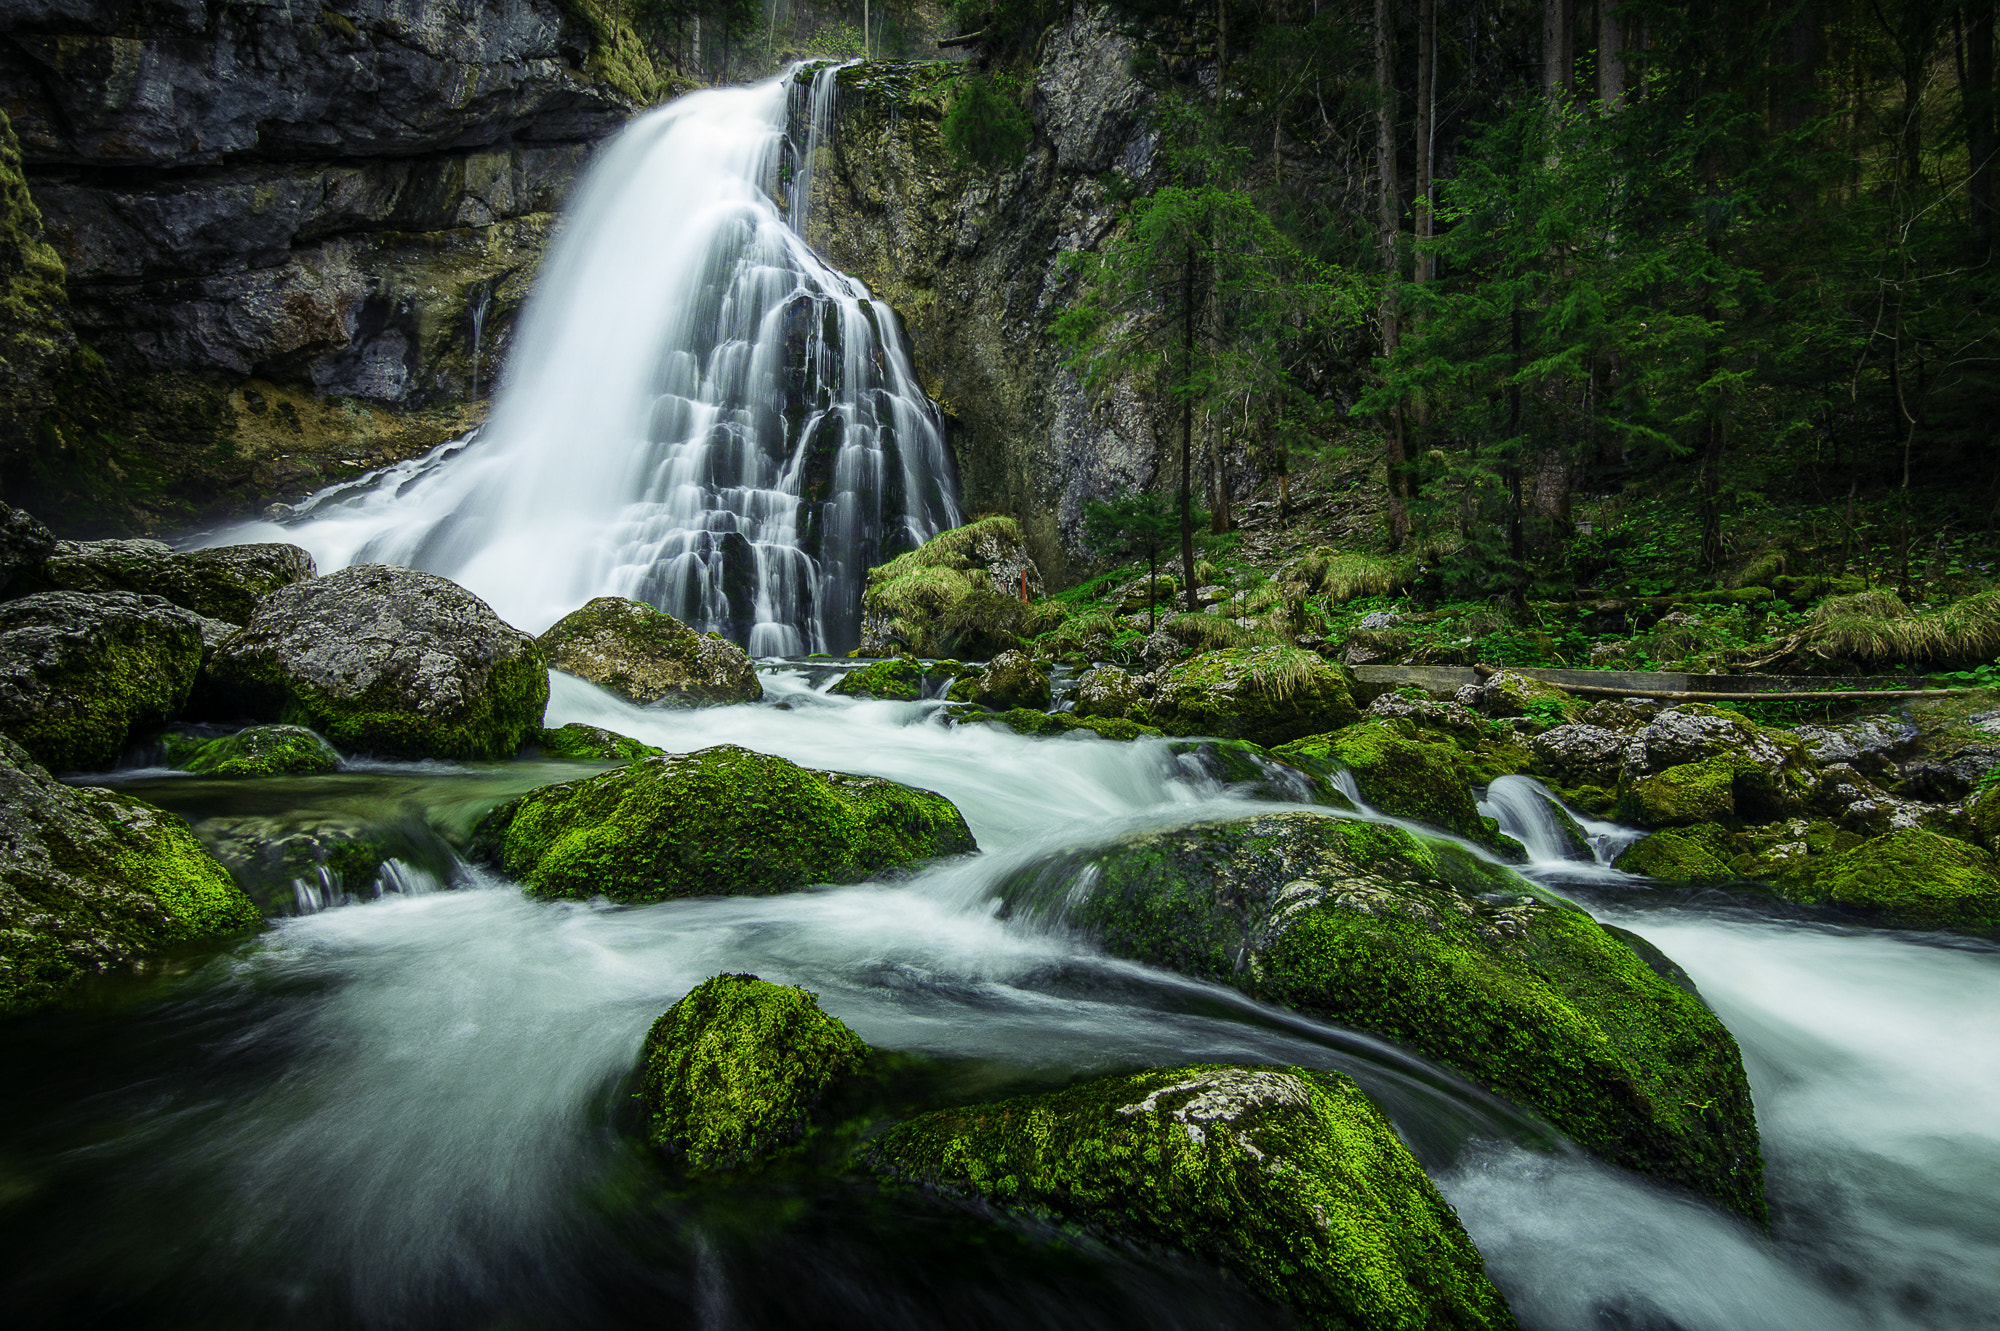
[
  {"x1": 0, "y1": 733, "x2": 259, "y2": 1013},
  {"x1": 0, "y1": 588, "x2": 205, "y2": 770},
  {"x1": 536, "y1": 597, "x2": 762, "y2": 708},
  {"x1": 997, "y1": 811, "x2": 1767, "y2": 1223},
  {"x1": 868, "y1": 1062, "x2": 1519, "y2": 1330},
  {"x1": 0, "y1": 501, "x2": 54, "y2": 592},
  {"x1": 204, "y1": 563, "x2": 548, "y2": 760}
]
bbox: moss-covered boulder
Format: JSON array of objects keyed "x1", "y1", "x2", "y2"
[
  {"x1": 971, "y1": 649, "x2": 1049, "y2": 711},
  {"x1": 1147, "y1": 647, "x2": 1360, "y2": 747},
  {"x1": 1069, "y1": 664, "x2": 1142, "y2": 720},
  {"x1": 1613, "y1": 824, "x2": 1738, "y2": 881},
  {"x1": 1772, "y1": 828, "x2": 2000, "y2": 932},
  {"x1": 857, "y1": 516, "x2": 1044, "y2": 657},
  {"x1": 830, "y1": 656, "x2": 928, "y2": 700},
  {"x1": 21, "y1": 539, "x2": 316, "y2": 624},
  {"x1": 477, "y1": 743, "x2": 977, "y2": 902},
  {"x1": 536, "y1": 597, "x2": 761, "y2": 707},
  {"x1": 1463, "y1": 669, "x2": 1584, "y2": 722},
  {"x1": 998, "y1": 812, "x2": 1765, "y2": 1222},
  {"x1": 0, "y1": 590, "x2": 205, "y2": 771},
  {"x1": 868, "y1": 1063, "x2": 1517, "y2": 1330},
  {"x1": 166, "y1": 724, "x2": 341, "y2": 778},
  {"x1": 204, "y1": 564, "x2": 548, "y2": 760},
  {"x1": 1969, "y1": 782, "x2": 2000, "y2": 851},
  {"x1": 1618, "y1": 706, "x2": 1818, "y2": 822},
  {"x1": 533, "y1": 722, "x2": 660, "y2": 763},
  {"x1": 1276, "y1": 719, "x2": 1515, "y2": 853},
  {"x1": 639, "y1": 973, "x2": 869, "y2": 1174},
  {"x1": 0, "y1": 735, "x2": 260, "y2": 1012},
  {"x1": 959, "y1": 708, "x2": 1162, "y2": 742}
]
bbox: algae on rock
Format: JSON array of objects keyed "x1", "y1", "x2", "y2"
[
  {"x1": 639, "y1": 973, "x2": 869, "y2": 1174},
  {"x1": 0, "y1": 734, "x2": 259, "y2": 1013},
  {"x1": 998, "y1": 811, "x2": 1766, "y2": 1222},
  {"x1": 537, "y1": 597, "x2": 761, "y2": 707},
  {"x1": 479, "y1": 743, "x2": 977, "y2": 902},
  {"x1": 868, "y1": 1063, "x2": 1518, "y2": 1330}
]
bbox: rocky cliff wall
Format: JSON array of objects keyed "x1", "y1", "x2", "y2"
[
  {"x1": 0, "y1": 0, "x2": 670, "y2": 530},
  {"x1": 806, "y1": 10, "x2": 1169, "y2": 588}
]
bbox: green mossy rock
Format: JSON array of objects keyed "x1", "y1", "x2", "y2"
[
  {"x1": 480, "y1": 743, "x2": 977, "y2": 902},
  {"x1": 204, "y1": 564, "x2": 548, "y2": 761},
  {"x1": 959, "y1": 708, "x2": 1163, "y2": 741},
  {"x1": 1069, "y1": 664, "x2": 1142, "y2": 720},
  {"x1": 830, "y1": 656, "x2": 928, "y2": 700},
  {"x1": 1613, "y1": 824, "x2": 1737, "y2": 881},
  {"x1": 0, "y1": 735, "x2": 260, "y2": 1012},
  {"x1": 857, "y1": 516, "x2": 1044, "y2": 657},
  {"x1": 1968, "y1": 783, "x2": 2000, "y2": 851},
  {"x1": 536, "y1": 597, "x2": 761, "y2": 707},
  {"x1": 534, "y1": 722, "x2": 660, "y2": 763},
  {"x1": 1469, "y1": 669, "x2": 1585, "y2": 722},
  {"x1": 1774, "y1": 828, "x2": 2000, "y2": 932},
  {"x1": 0, "y1": 590, "x2": 205, "y2": 772},
  {"x1": 971, "y1": 649, "x2": 1049, "y2": 711},
  {"x1": 999, "y1": 812, "x2": 1765, "y2": 1222},
  {"x1": 170, "y1": 724, "x2": 342, "y2": 778},
  {"x1": 23, "y1": 539, "x2": 315, "y2": 625},
  {"x1": 1277, "y1": 720, "x2": 1514, "y2": 853},
  {"x1": 1148, "y1": 647, "x2": 1360, "y2": 747},
  {"x1": 1616, "y1": 754, "x2": 1751, "y2": 828},
  {"x1": 867, "y1": 1063, "x2": 1517, "y2": 1330},
  {"x1": 639, "y1": 973, "x2": 869, "y2": 1174}
]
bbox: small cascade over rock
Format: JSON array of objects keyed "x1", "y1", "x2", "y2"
[{"x1": 225, "y1": 65, "x2": 960, "y2": 656}]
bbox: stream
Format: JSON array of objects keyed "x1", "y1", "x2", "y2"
[{"x1": 5, "y1": 671, "x2": 1996, "y2": 1328}]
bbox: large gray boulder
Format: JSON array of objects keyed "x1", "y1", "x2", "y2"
[
  {"x1": 0, "y1": 734, "x2": 259, "y2": 1013},
  {"x1": 21, "y1": 538, "x2": 315, "y2": 623},
  {"x1": 204, "y1": 564, "x2": 547, "y2": 760},
  {"x1": 0, "y1": 590, "x2": 205, "y2": 771},
  {"x1": 536, "y1": 596, "x2": 761, "y2": 707}
]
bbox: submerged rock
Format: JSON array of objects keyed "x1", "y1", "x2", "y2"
[
  {"x1": 998, "y1": 812, "x2": 1766, "y2": 1222},
  {"x1": 867, "y1": 1063, "x2": 1518, "y2": 1330},
  {"x1": 0, "y1": 590, "x2": 205, "y2": 771},
  {"x1": 533, "y1": 722, "x2": 659, "y2": 763},
  {"x1": 0, "y1": 734, "x2": 259, "y2": 1012},
  {"x1": 21, "y1": 539, "x2": 316, "y2": 624},
  {"x1": 536, "y1": 597, "x2": 761, "y2": 707},
  {"x1": 477, "y1": 743, "x2": 976, "y2": 902},
  {"x1": 204, "y1": 564, "x2": 547, "y2": 760},
  {"x1": 960, "y1": 708, "x2": 1162, "y2": 742},
  {"x1": 639, "y1": 973, "x2": 869, "y2": 1174},
  {"x1": 165, "y1": 724, "x2": 342, "y2": 778},
  {"x1": 970, "y1": 649, "x2": 1049, "y2": 711},
  {"x1": 1147, "y1": 647, "x2": 1359, "y2": 747}
]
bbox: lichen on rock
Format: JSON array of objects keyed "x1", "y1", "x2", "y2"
[
  {"x1": 477, "y1": 743, "x2": 976, "y2": 902},
  {"x1": 1070, "y1": 664, "x2": 1141, "y2": 719},
  {"x1": 867, "y1": 1062, "x2": 1518, "y2": 1329},
  {"x1": 0, "y1": 734, "x2": 259, "y2": 1012},
  {"x1": 997, "y1": 811, "x2": 1766, "y2": 1222},
  {"x1": 537, "y1": 597, "x2": 761, "y2": 707},
  {"x1": 204, "y1": 564, "x2": 548, "y2": 760},
  {"x1": 1147, "y1": 647, "x2": 1359, "y2": 747},
  {"x1": 639, "y1": 973, "x2": 869, "y2": 1175}
]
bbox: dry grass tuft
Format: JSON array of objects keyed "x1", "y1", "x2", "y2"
[
  {"x1": 1164, "y1": 612, "x2": 1244, "y2": 651},
  {"x1": 1808, "y1": 588, "x2": 2000, "y2": 664}
]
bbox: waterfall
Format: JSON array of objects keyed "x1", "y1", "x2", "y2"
[{"x1": 225, "y1": 66, "x2": 960, "y2": 655}]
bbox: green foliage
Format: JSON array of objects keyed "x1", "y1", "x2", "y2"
[{"x1": 942, "y1": 72, "x2": 1032, "y2": 170}]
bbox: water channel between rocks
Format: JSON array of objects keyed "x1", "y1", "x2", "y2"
[{"x1": 5, "y1": 668, "x2": 1996, "y2": 1330}]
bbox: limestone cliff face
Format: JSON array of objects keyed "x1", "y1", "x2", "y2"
[
  {"x1": 0, "y1": 0, "x2": 670, "y2": 528},
  {"x1": 805, "y1": 10, "x2": 1166, "y2": 587}
]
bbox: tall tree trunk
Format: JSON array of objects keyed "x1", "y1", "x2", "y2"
[
  {"x1": 1544, "y1": 0, "x2": 1573, "y2": 100},
  {"x1": 1182, "y1": 247, "x2": 1199, "y2": 614},
  {"x1": 1507, "y1": 297, "x2": 1525, "y2": 563},
  {"x1": 1973, "y1": 0, "x2": 1995, "y2": 244},
  {"x1": 1598, "y1": 0, "x2": 1625, "y2": 109},
  {"x1": 1375, "y1": 0, "x2": 1409, "y2": 547},
  {"x1": 1416, "y1": 0, "x2": 1435, "y2": 287}
]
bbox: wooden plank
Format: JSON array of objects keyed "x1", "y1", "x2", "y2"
[{"x1": 1351, "y1": 662, "x2": 1946, "y2": 701}]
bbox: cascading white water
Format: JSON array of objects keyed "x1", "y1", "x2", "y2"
[{"x1": 216, "y1": 67, "x2": 959, "y2": 654}]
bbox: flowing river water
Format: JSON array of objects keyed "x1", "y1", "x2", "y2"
[{"x1": 6, "y1": 673, "x2": 1997, "y2": 1329}]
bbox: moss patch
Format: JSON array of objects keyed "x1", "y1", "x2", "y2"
[
  {"x1": 1148, "y1": 647, "x2": 1360, "y2": 747},
  {"x1": 537, "y1": 597, "x2": 760, "y2": 707},
  {"x1": 867, "y1": 1063, "x2": 1517, "y2": 1329},
  {"x1": 998, "y1": 812, "x2": 1766, "y2": 1223},
  {"x1": 534, "y1": 722, "x2": 659, "y2": 763},
  {"x1": 484, "y1": 743, "x2": 976, "y2": 902},
  {"x1": 1775, "y1": 827, "x2": 2000, "y2": 932},
  {"x1": 857, "y1": 516, "x2": 1045, "y2": 657},
  {"x1": 1277, "y1": 720, "x2": 1511, "y2": 853},
  {"x1": 960, "y1": 708, "x2": 1163, "y2": 742},
  {"x1": 171, "y1": 724, "x2": 342, "y2": 778},
  {"x1": 830, "y1": 657, "x2": 929, "y2": 700},
  {"x1": 639, "y1": 973, "x2": 869, "y2": 1174},
  {"x1": 1613, "y1": 824, "x2": 1738, "y2": 881}
]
